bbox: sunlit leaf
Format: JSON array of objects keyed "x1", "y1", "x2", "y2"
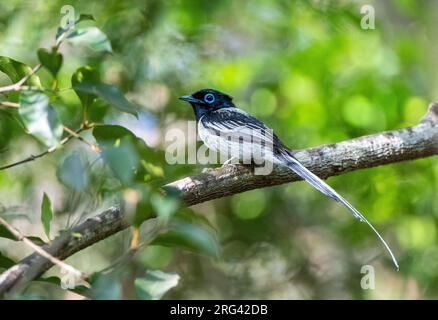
[
  {"x1": 141, "y1": 161, "x2": 164, "y2": 180},
  {"x1": 74, "y1": 83, "x2": 138, "y2": 117},
  {"x1": 67, "y1": 26, "x2": 112, "y2": 52},
  {"x1": 93, "y1": 125, "x2": 159, "y2": 186},
  {"x1": 71, "y1": 232, "x2": 83, "y2": 239},
  {"x1": 37, "y1": 48, "x2": 63, "y2": 77},
  {"x1": 57, "y1": 152, "x2": 89, "y2": 191},
  {"x1": 40, "y1": 193, "x2": 53, "y2": 240},
  {"x1": 0, "y1": 56, "x2": 41, "y2": 86},
  {"x1": 105, "y1": 140, "x2": 138, "y2": 186},
  {"x1": 18, "y1": 91, "x2": 63, "y2": 148},
  {"x1": 93, "y1": 127, "x2": 140, "y2": 186},
  {"x1": 135, "y1": 270, "x2": 180, "y2": 300},
  {"x1": 71, "y1": 66, "x2": 100, "y2": 110}
]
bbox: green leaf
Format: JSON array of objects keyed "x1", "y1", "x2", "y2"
[
  {"x1": 141, "y1": 161, "x2": 164, "y2": 180},
  {"x1": 40, "y1": 193, "x2": 53, "y2": 240},
  {"x1": 0, "y1": 251, "x2": 16, "y2": 269},
  {"x1": 67, "y1": 26, "x2": 112, "y2": 52},
  {"x1": 88, "y1": 273, "x2": 122, "y2": 300},
  {"x1": 92, "y1": 124, "x2": 136, "y2": 142},
  {"x1": 0, "y1": 225, "x2": 15, "y2": 240},
  {"x1": 153, "y1": 218, "x2": 219, "y2": 258},
  {"x1": 57, "y1": 152, "x2": 89, "y2": 191},
  {"x1": 37, "y1": 48, "x2": 63, "y2": 77},
  {"x1": 0, "y1": 56, "x2": 41, "y2": 86},
  {"x1": 77, "y1": 14, "x2": 95, "y2": 23},
  {"x1": 100, "y1": 138, "x2": 139, "y2": 186},
  {"x1": 74, "y1": 83, "x2": 138, "y2": 117},
  {"x1": 71, "y1": 66, "x2": 100, "y2": 110},
  {"x1": 93, "y1": 125, "x2": 165, "y2": 186},
  {"x1": 18, "y1": 91, "x2": 63, "y2": 148},
  {"x1": 56, "y1": 14, "x2": 96, "y2": 44},
  {"x1": 71, "y1": 232, "x2": 83, "y2": 239},
  {"x1": 151, "y1": 193, "x2": 179, "y2": 220},
  {"x1": 93, "y1": 125, "x2": 140, "y2": 186},
  {"x1": 0, "y1": 225, "x2": 45, "y2": 244},
  {"x1": 35, "y1": 276, "x2": 61, "y2": 285},
  {"x1": 27, "y1": 236, "x2": 46, "y2": 246},
  {"x1": 135, "y1": 270, "x2": 179, "y2": 300}
]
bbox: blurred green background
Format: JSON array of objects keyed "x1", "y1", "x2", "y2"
[{"x1": 1, "y1": 0, "x2": 438, "y2": 299}]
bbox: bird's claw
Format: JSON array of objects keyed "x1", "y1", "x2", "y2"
[{"x1": 222, "y1": 157, "x2": 239, "y2": 168}]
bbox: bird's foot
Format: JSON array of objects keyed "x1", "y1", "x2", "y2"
[{"x1": 222, "y1": 157, "x2": 239, "y2": 168}]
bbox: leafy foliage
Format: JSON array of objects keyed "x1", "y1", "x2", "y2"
[
  {"x1": 135, "y1": 270, "x2": 180, "y2": 300},
  {"x1": 71, "y1": 66, "x2": 100, "y2": 110},
  {"x1": 74, "y1": 83, "x2": 138, "y2": 117},
  {"x1": 0, "y1": 0, "x2": 437, "y2": 300},
  {"x1": 0, "y1": 57, "x2": 41, "y2": 85},
  {"x1": 0, "y1": 251, "x2": 16, "y2": 269},
  {"x1": 67, "y1": 26, "x2": 113, "y2": 52},
  {"x1": 57, "y1": 152, "x2": 89, "y2": 191},
  {"x1": 19, "y1": 91, "x2": 63, "y2": 147},
  {"x1": 37, "y1": 48, "x2": 63, "y2": 78},
  {"x1": 40, "y1": 193, "x2": 54, "y2": 240}
]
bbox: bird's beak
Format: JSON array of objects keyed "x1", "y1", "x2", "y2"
[{"x1": 179, "y1": 95, "x2": 203, "y2": 104}]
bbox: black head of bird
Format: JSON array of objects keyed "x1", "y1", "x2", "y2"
[{"x1": 179, "y1": 88, "x2": 235, "y2": 121}]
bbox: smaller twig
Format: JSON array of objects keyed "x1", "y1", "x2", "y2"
[
  {"x1": 0, "y1": 216, "x2": 87, "y2": 280},
  {"x1": 0, "y1": 101, "x2": 19, "y2": 108},
  {"x1": 0, "y1": 128, "x2": 84, "y2": 171},
  {"x1": 63, "y1": 126, "x2": 101, "y2": 153},
  {"x1": 0, "y1": 64, "x2": 42, "y2": 93}
]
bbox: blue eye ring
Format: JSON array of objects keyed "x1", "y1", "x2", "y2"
[{"x1": 204, "y1": 93, "x2": 215, "y2": 104}]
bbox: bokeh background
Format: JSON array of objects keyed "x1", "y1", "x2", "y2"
[{"x1": 1, "y1": 0, "x2": 438, "y2": 299}]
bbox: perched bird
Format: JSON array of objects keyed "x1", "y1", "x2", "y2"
[{"x1": 180, "y1": 88, "x2": 398, "y2": 269}]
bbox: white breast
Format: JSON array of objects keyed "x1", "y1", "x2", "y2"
[{"x1": 198, "y1": 116, "x2": 276, "y2": 164}]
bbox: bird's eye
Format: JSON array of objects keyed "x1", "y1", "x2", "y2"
[{"x1": 204, "y1": 93, "x2": 215, "y2": 104}]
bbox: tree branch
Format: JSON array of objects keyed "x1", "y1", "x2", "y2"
[
  {"x1": 0, "y1": 101, "x2": 20, "y2": 108},
  {"x1": 0, "y1": 216, "x2": 87, "y2": 286},
  {"x1": 62, "y1": 126, "x2": 101, "y2": 153},
  {"x1": 0, "y1": 64, "x2": 42, "y2": 93},
  {"x1": 0, "y1": 128, "x2": 85, "y2": 171},
  {"x1": 0, "y1": 207, "x2": 128, "y2": 296},
  {"x1": 1, "y1": 102, "x2": 437, "y2": 296}
]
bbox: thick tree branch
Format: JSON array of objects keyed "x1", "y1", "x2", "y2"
[
  {"x1": 0, "y1": 207, "x2": 128, "y2": 296},
  {"x1": 0, "y1": 216, "x2": 86, "y2": 282},
  {"x1": 169, "y1": 103, "x2": 438, "y2": 205},
  {"x1": 1, "y1": 103, "x2": 438, "y2": 296}
]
